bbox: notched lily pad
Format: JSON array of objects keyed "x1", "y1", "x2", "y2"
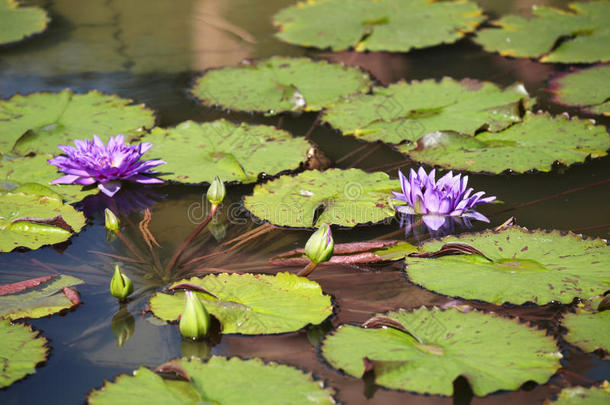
[
  {"x1": 323, "y1": 78, "x2": 530, "y2": 145},
  {"x1": 562, "y1": 305, "x2": 610, "y2": 355},
  {"x1": 0, "y1": 0, "x2": 49, "y2": 46},
  {"x1": 273, "y1": 0, "x2": 484, "y2": 52},
  {"x1": 142, "y1": 120, "x2": 310, "y2": 184},
  {"x1": 150, "y1": 273, "x2": 333, "y2": 335},
  {"x1": 321, "y1": 307, "x2": 561, "y2": 396},
  {"x1": 190, "y1": 56, "x2": 372, "y2": 115},
  {"x1": 404, "y1": 226, "x2": 610, "y2": 305},
  {"x1": 474, "y1": 1, "x2": 610, "y2": 63},
  {"x1": 401, "y1": 112, "x2": 610, "y2": 173},
  {"x1": 550, "y1": 64, "x2": 610, "y2": 116},
  {"x1": 545, "y1": 382, "x2": 610, "y2": 405},
  {"x1": 0, "y1": 320, "x2": 48, "y2": 388}
]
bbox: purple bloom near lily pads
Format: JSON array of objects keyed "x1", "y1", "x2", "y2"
[
  {"x1": 393, "y1": 167, "x2": 495, "y2": 231},
  {"x1": 48, "y1": 135, "x2": 165, "y2": 197}
]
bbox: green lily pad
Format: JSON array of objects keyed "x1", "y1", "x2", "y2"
[
  {"x1": 273, "y1": 0, "x2": 484, "y2": 52},
  {"x1": 0, "y1": 189, "x2": 87, "y2": 252},
  {"x1": 142, "y1": 120, "x2": 310, "y2": 184},
  {"x1": 243, "y1": 168, "x2": 397, "y2": 228},
  {"x1": 546, "y1": 383, "x2": 610, "y2": 405},
  {"x1": 321, "y1": 307, "x2": 561, "y2": 396},
  {"x1": 150, "y1": 273, "x2": 333, "y2": 335},
  {"x1": 0, "y1": 0, "x2": 49, "y2": 46},
  {"x1": 400, "y1": 112, "x2": 610, "y2": 173},
  {"x1": 0, "y1": 320, "x2": 48, "y2": 388},
  {"x1": 190, "y1": 56, "x2": 372, "y2": 114},
  {"x1": 550, "y1": 64, "x2": 610, "y2": 116},
  {"x1": 0, "y1": 89, "x2": 155, "y2": 156},
  {"x1": 0, "y1": 274, "x2": 83, "y2": 319},
  {"x1": 322, "y1": 78, "x2": 530, "y2": 145},
  {"x1": 88, "y1": 356, "x2": 336, "y2": 405},
  {"x1": 474, "y1": 1, "x2": 610, "y2": 64},
  {"x1": 404, "y1": 227, "x2": 610, "y2": 305},
  {"x1": 0, "y1": 155, "x2": 99, "y2": 203},
  {"x1": 562, "y1": 308, "x2": 610, "y2": 354}
]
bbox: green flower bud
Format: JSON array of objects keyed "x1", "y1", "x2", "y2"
[
  {"x1": 304, "y1": 223, "x2": 334, "y2": 264},
  {"x1": 206, "y1": 176, "x2": 226, "y2": 206},
  {"x1": 179, "y1": 290, "x2": 210, "y2": 340},
  {"x1": 104, "y1": 208, "x2": 120, "y2": 232},
  {"x1": 110, "y1": 264, "x2": 133, "y2": 300}
]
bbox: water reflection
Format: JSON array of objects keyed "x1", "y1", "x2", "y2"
[{"x1": 399, "y1": 213, "x2": 482, "y2": 241}]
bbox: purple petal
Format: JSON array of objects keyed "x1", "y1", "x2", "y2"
[
  {"x1": 98, "y1": 181, "x2": 122, "y2": 197},
  {"x1": 126, "y1": 174, "x2": 164, "y2": 184},
  {"x1": 50, "y1": 175, "x2": 81, "y2": 185},
  {"x1": 422, "y1": 215, "x2": 447, "y2": 231}
]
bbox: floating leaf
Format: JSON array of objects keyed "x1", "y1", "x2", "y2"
[
  {"x1": 0, "y1": 320, "x2": 48, "y2": 388},
  {"x1": 562, "y1": 308, "x2": 610, "y2": 355},
  {"x1": 546, "y1": 382, "x2": 610, "y2": 405},
  {"x1": 243, "y1": 168, "x2": 397, "y2": 228},
  {"x1": 321, "y1": 307, "x2": 561, "y2": 396},
  {"x1": 404, "y1": 227, "x2": 610, "y2": 305},
  {"x1": 0, "y1": 0, "x2": 49, "y2": 45},
  {"x1": 400, "y1": 112, "x2": 610, "y2": 173},
  {"x1": 150, "y1": 273, "x2": 333, "y2": 335},
  {"x1": 0, "y1": 274, "x2": 83, "y2": 319},
  {"x1": 0, "y1": 190, "x2": 86, "y2": 252},
  {"x1": 142, "y1": 120, "x2": 310, "y2": 184},
  {"x1": 190, "y1": 56, "x2": 372, "y2": 114},
  {"x1": 0, "y1": 89, "x2": 155, "y2": 156},
  {"x1": 474, "y1": 1, "x2": 610, "y2": 63},
  {"x1": 88, "y1": 356, "x2": 336, "y2": 404},
  {"x1": 323, "y1": 78, "x2": 530, "y2": 144},
  {"x1": 273, "y1": 0, "x2": 484, "y2": 52},
  {"x1": 550, "y1": 64, "x2": 610, "y2": 116}
]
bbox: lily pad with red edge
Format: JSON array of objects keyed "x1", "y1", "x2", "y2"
[
  {"x1": 321, "y1": 307, "x2": 561, "y2": 396},
  {"x1": 0, "y1": 0, "x2": 49, "y2": 46},
  {"x1": 0, "y1": 320, "x2": 49, "y2": 388},
  {"x1": 545, "y1": 382, "x2": 610, "y2": 405},
  {"x1": 549, "y1": 64, "x2": 610, "y2": 116},
  {"x1": 404, "y1": 226, "x2": 610, "y2": 305}
]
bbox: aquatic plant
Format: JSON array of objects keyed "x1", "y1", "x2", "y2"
[
  {"x1": 179, "y1": 290, "x2": 210, "y2": 340},
  {"x1": 109, "y1": 264, "x2": 133, "y2": 300},
  {"x1": 299, "y1": 224, "x2": 334, "y2": 277}
]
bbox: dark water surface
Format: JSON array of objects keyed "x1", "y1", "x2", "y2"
[{"x1": 1, "y1": 0, "x2": 609, "y2": 404}]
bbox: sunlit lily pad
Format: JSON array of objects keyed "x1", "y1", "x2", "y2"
[
  {"x1": 322, "y1": 78, "x2": 530, "y2": 145},
  {"x1": 546, "y1": 382, "x2": 610, "y2": 405},
  {"x1": 190, "y1": 56, "x2": 372, "y2": 114},
  {"x1": 0, "y1": 0, "x2": 49, "y2": 46},
  {"x1": 0, "y1": 189, "x2": 87, "y2": 252},
  {"x1": 321, "y1": 307, "x2": 561, "y2": 396},
  {"x1": 0, "y1": 320, "x2": 48, "y2": 388},
  {"x1": 150, "y1": 273, "x2": 333, "y2": 335},
  {"x1": 88, "y1": 356, "x2": 336, "y2": 404},
  {"x1": 273, "y1": 0, "x2": 484, "y2": 52},
  {"x1": 404, "y1": 227, "x2": 610, "y2": 305},
  {"x1": 474, "y1": 1, "x2": 610, "y2": 63},
  {"x1": 562, "y1": 308, "x2": 610, "y2": 354},
  {"x1": 0, "y1": 89, "x2": 155, "y2": 156},
  {"x1": 0, "y1": 274, "x2": 83, "y2": 319},
  {"x1": 243, "y1": 168, "x2": 397, "y2": 228},
  {"x1": 400, "y1": 112, "x2": 610, "y2": 173},
  {"x1": 142, "y1": 120, "x2": 310, "y2": 184},
  {"x1": 550, "y1": 64, "x2": 610, "y2": 116}
]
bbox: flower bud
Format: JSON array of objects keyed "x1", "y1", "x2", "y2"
[
  {"x1": 206, "y1": 176, "x2": 226, "y2": 206},
  {"x1": 110, "y1": 264, "x2": 133, "y2": 300},
  {"x1": 104, "y1": 208, "x2": 120, "y2": 232},
  {"x1": 111, "y1": 307, "x2": 135, "y2": 347},
  {"x1": 304, "y1": 223, "x2": 334, "y2": 264},
  {"x1": 179, "y1": 290, "x2": 210, "y2": 340}
]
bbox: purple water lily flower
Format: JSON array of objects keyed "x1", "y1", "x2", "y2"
[
  {"x1": 393, "y1": 167, "x2": 495, "y2": 231},
  {"x1": 48, "y1": 135, "x2": 166, "y2": 197}
]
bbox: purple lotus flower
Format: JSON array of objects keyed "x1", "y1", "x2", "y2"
[
  {"x1": 393, "y1": 167, "x2": 495, "y2": 231},
  {"x1": 48, "y1": 135, "x2": 165, "y2": 197}
]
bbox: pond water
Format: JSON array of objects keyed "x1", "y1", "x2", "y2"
[{"x1": 1, "y1": 0, "x2": 609, "y2": 404}]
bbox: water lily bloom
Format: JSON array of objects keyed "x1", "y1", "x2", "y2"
[
  {"x1": 48, "y1": 135, "x2": 166, "y2": 197},
  {"x1": 393, "y1": 167, "x2": 495, "y2": 231}
]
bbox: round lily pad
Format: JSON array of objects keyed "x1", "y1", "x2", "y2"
[
  {"x1": 88, "y1": 356, "x2": 336, "y2": 405},
  {"x1": 190, "y1": 56, "x2": 372, "y2": 114},
  {"x1": 562, "y1": 309, "x2": 610, "y2": 354},
  {"x1": 273, "y1": 0, "x2": 484, "y2": 52},
  {"x1": 0, "y1": 0, "x2": 49, "y2": 46},
  {"x1": 0, "y1": 190, "x2": 87, "y2": 252},
  {"x1": 243, "y1": 168, "x2": 397, "y2": 228},
  {"x1": 150, "y1": 273, "x2": 333, "y2": 335},
  {"x1": 0, "y1": 320, "x2": 48, "y2": 388},
  {"x1": 0, "y1": 89, "x2": 155, "y2": 156},
  {"x1": 404, "y1": 227, "x2": 610, "y2": 305},
  {"x1": 321, "y1": 307, "x2": 561, "y2": 396},
  {"x1": 474, "y1": 1, "x2": 610, "y2": 64},
  {"x1": 546, "y1": 383, "x2": 610, "y2": 405},
  {"x1": 322, "y1": 78, "x2": 530, "y2": 145},
  {"x1": 550, "y1": 64, "x2": 610, "y2": 116},
  {"x1": 142, "y1": 120, "x2": 310, "y2": 184},
  {"x1": 400, "y1": 112, "x2": 610, "y2": 173}
]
